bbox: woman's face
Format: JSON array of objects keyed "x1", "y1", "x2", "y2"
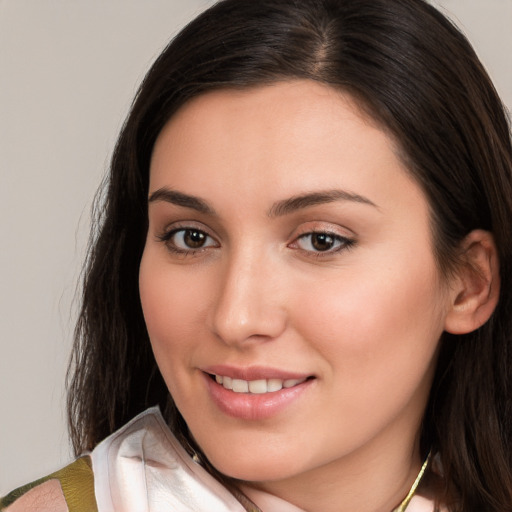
[{"x1": 140, "y1": 81, "x2": 452, "y2": 490}]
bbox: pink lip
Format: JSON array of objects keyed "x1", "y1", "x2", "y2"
[
  {"x1": 202, "y1": 364, "x2": 310, "y2": 381},
  {"x1": 201, "y1": 369, "x2": 314, "y2": 421}
]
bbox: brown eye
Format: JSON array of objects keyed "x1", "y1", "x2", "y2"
[
  {"x1": 183, "y1": 229, "x2": 207, "y2": 248},
  {"x1": 310, "y1": 233, "x2": 335, "y2": 251},
  {"x1": 164, "y1": 228, "x2": 217, "y2": 252},
  {"x1": 295, "y1": 232, "x2": 353, "y2": 254}
]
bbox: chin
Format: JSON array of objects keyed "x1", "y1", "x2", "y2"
[
  {"x1": 204, "y1": 447, "x2": 305, "y2": 483},
  {"x1": 217, "y1": 464, "x2": 291, "y2": 483}
]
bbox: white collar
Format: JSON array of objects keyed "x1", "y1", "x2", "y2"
[
  {"x1": 90, "y1": 407, "x2": 435, "y2": 512},
  {"x1": 91, "y1": 407, "x2": 248, "y2": 512}
]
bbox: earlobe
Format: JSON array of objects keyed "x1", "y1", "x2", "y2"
[{"x1": 444, "y1": 230, "x2": 500, "y2": 335}]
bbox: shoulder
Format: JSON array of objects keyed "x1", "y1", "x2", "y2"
[
  {"x1": 0, "y1": 457, "x2": 97, "y2": 512},
  {"x1": 0, "y1": 479, "x2": 68, "y2": 512}
]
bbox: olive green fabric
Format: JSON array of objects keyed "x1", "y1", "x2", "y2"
[{"x1": 0, "y1": 456, "x2": 97, "y2": 512}]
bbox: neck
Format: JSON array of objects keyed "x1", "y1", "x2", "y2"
[{"x1": 238, "y1": 430, "x2": 424, "y2": 512}]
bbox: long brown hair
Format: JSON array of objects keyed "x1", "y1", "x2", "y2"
[{"x1": 68, "y1": 1, "x2": 512, "y2": 509}]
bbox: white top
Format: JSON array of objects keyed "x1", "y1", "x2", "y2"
[{"x1": 90, "y1": 407, "x2": 436, "y2": 512}]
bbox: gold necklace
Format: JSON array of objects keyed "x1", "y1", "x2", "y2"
[
  {"x1": 393, "y1": 452, "x2": 432, "y2": 512},
  {"x1": 236, "y1": 452, "x2": 432, "y2": 512}
]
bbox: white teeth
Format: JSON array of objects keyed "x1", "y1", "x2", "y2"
[
  {"x1": 248, "y1": 379, "x2": 267, "y2": 394},
  {"x1": 267, "y1": 379, "x2": 284, "y2": 392},
  {"x1": 232, "y1": 379, "x2": 249, "y2": 393},
  {"x1": 223, "y1": 376, "x2": 233, "y2": 390},
  {"x1": 215, "y1": 375, "x2": 307, "y2": 394}
]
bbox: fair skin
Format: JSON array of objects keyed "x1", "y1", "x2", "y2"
[
  {"x1": 5, "y1": 81, "x2": 498, "y2": 512},
  {"x1": 138, "y1": 80, "x2": 495, "y2": 512},
  {"x1": 4, "y1": 480, "x2": 68, "y2": 512}
]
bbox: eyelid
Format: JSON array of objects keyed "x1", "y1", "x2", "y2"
[
  {"x1": 156, "y1": 219, "x2": 215, "y2": 238},
  {"x1": 290, "y1": 232, "x2": 355, "y2": 253},
  {"x1": 290, "y1": 221, "x2": 356, "y2": 240},
  {"x1": 288, "y1": 222, "x2": 357, "y2": 256},
  {"x1": 155, "y1": 221, "x2": 220, "y2": 255}
]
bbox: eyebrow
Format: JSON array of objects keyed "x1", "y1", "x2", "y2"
[
  {"x1": 148, "y1": 188, "x2": 216, "y2": 215},
  {"x1": 148, "y1": 187, "x2": 378, "y2": 217},
  {"x1": 268, "y1": 190, "x2": 378, "y2": 217}
]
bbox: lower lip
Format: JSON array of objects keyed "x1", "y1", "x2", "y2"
[{"x1": 203, "y1": 373, "x2": 314, "y2": 420}]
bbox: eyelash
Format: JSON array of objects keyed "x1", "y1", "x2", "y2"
[
  {"x1": 156, "y1": 227, "x2": 218, "y2": 256},
  {"x1": 156, "y1": 227, "x2": 356, "y2": 258},
  {"x1": 292, "y1": 231, "x2": 356, "y2": 257}
]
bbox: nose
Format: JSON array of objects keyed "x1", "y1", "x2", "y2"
[{"x1": 208, "y1": 248, "x2": 287, "y2": 347}]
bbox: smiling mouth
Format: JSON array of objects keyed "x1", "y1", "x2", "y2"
[{"x1": 209, "y1": 374, "x2": 311, "y2": 394}]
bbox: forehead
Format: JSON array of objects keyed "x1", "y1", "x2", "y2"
[
  {"x1": 150, "y1": 80, "x2": 408, "y2": 197},
  {"x1": 156, "y1": 81, "x2": 385, "y2": 147},
  {"x1": 152, "y1": 80, "x2": 394, "y2": 170}
]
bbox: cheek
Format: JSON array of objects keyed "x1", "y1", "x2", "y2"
[
  {"x1": 290, "y1": 251, "x2": 446, "y2": 399},
  {"x1": 138, "y1": 250, "x2": 208, "y2": 378}
]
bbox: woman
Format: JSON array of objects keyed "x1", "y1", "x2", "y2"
[{"x1": 2, "y1": 0, "x2": 511, "y2": 510}]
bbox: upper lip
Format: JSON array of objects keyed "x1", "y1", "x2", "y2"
[{"x1": 201, "y1": 365, "x2": 313, "y2": 381}]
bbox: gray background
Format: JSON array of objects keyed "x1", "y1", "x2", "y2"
[{"x1": 1, "y1": 0, "x2": 511, "y2": 494}]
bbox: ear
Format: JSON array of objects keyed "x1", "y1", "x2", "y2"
[{"x1": 444, "y1": 230, "x2": 500, "y2": 335}]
